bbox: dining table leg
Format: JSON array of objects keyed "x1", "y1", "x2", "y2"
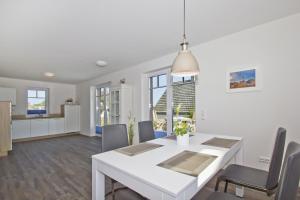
[
  {"x1": 92, "y1": 159, "x2": 105, "y2": 200},
  {"x1": 234, "y1": 145, "x2": 245, "y2": 197}
]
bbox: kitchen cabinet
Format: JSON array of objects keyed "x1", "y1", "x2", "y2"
[
  {"x1": 49, "y1": 118, "x2": 65, "y2": 135},
  {"x1": 12, "y1": 120, "x2": 31, "y2": 139},
  {"x1": 30, "y1": 119, "x2": 49, "y2": 137},
  {"x1": 64, "y1": 105, "x2": 80, "y2": 133},
  {"x1": 0, "y1": 87, "x2": 16, "y2": 105},
  {"x1": 12, "y1": 104, "x2": 80, "y2": 140},
  {"x1": 0, "y1": 102, "x2": 12, "y2": 156}
]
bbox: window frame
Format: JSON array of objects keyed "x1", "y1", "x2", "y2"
[
  {"x1": 26, "y1": 87, "x2": 49, "y2": 115},
  {"x1": 94, "y1": 82, "x2": 111, "y2": 131},
  {"x1": 95, "y1": 86, "x2": 110, "y2": 127},
  {"x1": 148, "y1": 68, "x2": 197, "y2": 135}
]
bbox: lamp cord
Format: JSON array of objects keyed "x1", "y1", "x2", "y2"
[{"x1": 183, "y1": 0, "x2": 186, "y2": 40}]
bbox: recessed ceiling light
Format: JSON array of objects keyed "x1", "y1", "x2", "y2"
[
  {"x1": 44, "y1": 72, "x2": 55, "y2": 77},
  {"x1": 96, "y1": 60, "x2": 108, "y2": 67}
]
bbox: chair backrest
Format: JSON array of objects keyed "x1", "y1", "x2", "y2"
[
  {"x1": 275, "y1": 142, "x2": 300, "y2": 200},
  {"x1": 102, "y1": 124, "x2": 129, "y2": 152},
  {"x1": 266, "y1": 127, "x2": 286, "y2": 189},
  {"x1": 138, "y1": 121, "x2": 155, "y2": 143}
]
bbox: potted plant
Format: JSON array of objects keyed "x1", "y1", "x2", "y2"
[
  {"x1": 173, "y1": 104, "x2": 190, "y2": 145},
  {"x1": 127, "y1": 112, "x2": 135, "y2": 145},
  {"x1": 174, "y1": 121, "x2": 190, "y2": 145}
]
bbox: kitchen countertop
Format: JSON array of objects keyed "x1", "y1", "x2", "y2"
[{"x1": 12, "y1": 114, "x2": 64, "y2": 120}]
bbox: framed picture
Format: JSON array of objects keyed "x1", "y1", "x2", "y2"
[{"x1": 226, "y1": 67, "x2": 261, "y2": 93}]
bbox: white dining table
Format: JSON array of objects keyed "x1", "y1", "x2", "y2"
[{"x1": 92, "y1": 133, "x2": 244, "y2": 200}]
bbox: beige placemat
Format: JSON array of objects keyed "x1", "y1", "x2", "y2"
[
  {"x1": 115, "y1": 143, "x2": 163, "y2": 156},
  {"x1": 202, "y1": 137, "x2": 239, "y2": 148},
  {"x1": 157, "y1": 150, "x2": 217, "y2": 177},
  {"x1": 163, "y1": 134, "x2": 194, "y2": 140}
]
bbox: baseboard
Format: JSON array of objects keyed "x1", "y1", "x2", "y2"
[
  {"x1": 13, "y1": 132, "x2": 80, "y2": 143},
  {"x1": 79, "y1": 132, "x2": 93, "y2": 137}
]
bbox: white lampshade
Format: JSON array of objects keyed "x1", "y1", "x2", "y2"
[{"x1": 171, "y1": 49, "x2": 199, "y2": 76}]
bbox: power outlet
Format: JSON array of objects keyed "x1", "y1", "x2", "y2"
[{"x1": 259, "y1": 156, "x2": 271, "y2": 164}]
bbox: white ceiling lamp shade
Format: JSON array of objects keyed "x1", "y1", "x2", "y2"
[
  {"x1": 44, "y1": 72, "x2": 55, "y2": 77},
  {"x1": 172, "y1": 42, "x2": 199, "y2": 76},
  {"x1": 96, "y1": 60, "x2": 108, "y2": 67},
  {"x1": 171, "y1": 0, "x2": 199, "y2": 77}
]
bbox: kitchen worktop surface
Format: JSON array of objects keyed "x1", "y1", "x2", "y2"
[{"x1": 12, "y1": 114, "x2": 64, "y2": 120}]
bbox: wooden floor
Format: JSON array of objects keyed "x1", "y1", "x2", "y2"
[{"x1": 0, "y1": 135, "x2": 299, "y2": 200}]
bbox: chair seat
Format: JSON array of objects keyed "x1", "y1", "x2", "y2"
[
  {"x1": 207, "y1": 192, "x2": 243, "y2": 200},
  {"x1": 219, "y1": 164, "x2": 269, "y2": 191}
]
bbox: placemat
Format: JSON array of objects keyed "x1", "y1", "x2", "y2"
[
  {"x1": 163, "y1": 134, "x2": 194, "y2": 140},
  {"x1": 115, "y1": 143, "x2": 163, "y2": 156},
  {"x1": 157, "y1": 150, "x2": 217, "y2": 177},
  {"x1": 202, "y1": 137, "x2": 239, "y2": 148}
]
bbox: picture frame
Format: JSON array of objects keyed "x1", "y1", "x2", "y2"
[{"x1": 226, "y1": 67, "x2": 261, "y2": 93}]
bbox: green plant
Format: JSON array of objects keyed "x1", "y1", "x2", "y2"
[
  {"x1": 175, "y1": 104, "x2": 182, "y2": 117},
  {"x1": 174, "y1": 103, "x2": 188, "y2": 136},
  {"x1": 127, "y1": 112, "x2": 135, "y2": 145},
  {"x1": 174, "y1": 121, "x2": 188, "y2": 136}
]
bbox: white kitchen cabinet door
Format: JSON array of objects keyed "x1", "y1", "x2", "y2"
[
  {"x1": 74, "y1": 106, "x2": 80, "y2": 131},
  {"x1": 0, "y1": 87, "x2": 17, "y2": 105},
  {"x1": 48, "y1": 118, "x2": 65, "y2": 135},
  {"x1": 64, "y1": 105, "x2": 80, "y2": 133},
  {"x1": 12, "y1": 120, "x2": 30, "y2": 139},
  {"x1": 30, "y1": 119, "x2": 49, "y2": 137}
]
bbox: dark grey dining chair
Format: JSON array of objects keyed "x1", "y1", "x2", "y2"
[
  {"x1": 275, "y1": 141, "x2": 300, "y2": 200},
  {"x1": 206, "y1": 141, "x2": 300, "y2": 200},
  {"x1": 102, "y1": 124, "x2": 129, "y2": 152},
  {"x1": 215, "y1": 127, "x2": 286, "y2": 196},
  {"x1": 102, "y1": 124, "x2": 129, "y2": 200},
  {"x1": 138, "y1": 120, "x2": 155, "y2": 143}
]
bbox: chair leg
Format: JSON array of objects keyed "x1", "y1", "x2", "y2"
[
  {"x1": 224, "y1": 181, "x2": 228, "y2": 193},
  {"x1": 214, "y1": 178, "x2": 221, "y2": 191},
  {"x1": 111, "y1": 179, "x2": 115, "y2": 200}
]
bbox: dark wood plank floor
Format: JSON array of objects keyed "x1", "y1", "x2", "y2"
[{"x1": 0, "y1": 135, "x2": 299, "y2": 200}]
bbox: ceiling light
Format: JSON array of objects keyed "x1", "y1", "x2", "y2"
[
  {"x1": 171, "y1": 0, "x2": 199, "y2": 76},
  {"x1": 44, "y1": 72, "x2": 55, "y2": 77},
  {"x1": 96, "y1": 60, "x2": 108, "y2": 67}
]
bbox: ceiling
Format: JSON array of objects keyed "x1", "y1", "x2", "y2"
[{"x1": 0, "y1": 0, "x2": 300, "y2": 84}]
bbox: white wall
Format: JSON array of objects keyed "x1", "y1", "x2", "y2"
[
  {"x1": 0, "y1": 77, "x2": 76, "y2": 115},
  {"x1": 76, "y1": 13, "x2": 300, "y2": 169}
]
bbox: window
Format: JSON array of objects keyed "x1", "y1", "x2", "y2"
[
  {"x1": 27, "y1": 88, "x2": 48, "y2": 115},
  {"x1": 149, "y1": 74, "x2": 168, "y2": 133},
  {"x1": 172, "y1": 76, "x2": 196, "y2": 133},
  {"x1": 148, "y1": 70, "x2": 196, "y2": 136},
  {"x1": 95, "y1": 86, "x2": 110, "y2": 131}
]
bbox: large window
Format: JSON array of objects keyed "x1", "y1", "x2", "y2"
[
  {"x1": 27, "y1": 88, "x2": 48, "y2": 115},
  {"x1": 149, "y1": 71, "x2": 196, "y2": 135}
]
